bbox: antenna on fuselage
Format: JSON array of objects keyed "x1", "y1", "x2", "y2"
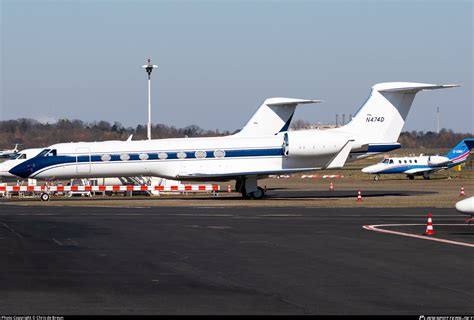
[{"x1": 141, "y1": 58, "x2": 158, "y2": 140}]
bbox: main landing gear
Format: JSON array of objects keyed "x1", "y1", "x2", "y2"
[
  {"x1": 40, "y1": 192, "x2": 50, "y2": 201},
  {"x1": 236, "y1": 176, "x2": 266, "y2": 200}
]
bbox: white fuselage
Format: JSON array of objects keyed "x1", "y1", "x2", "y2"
[
  {"x1": 8, "y1": 130, "x2": 362, "y2": 180},
  {"x1": 362, "y1": 156, "x2": 441, "y2": 175}
]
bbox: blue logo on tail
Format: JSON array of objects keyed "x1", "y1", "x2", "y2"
[{"x1": 446, "y1": 138, "x2": 474, "y2": 162}]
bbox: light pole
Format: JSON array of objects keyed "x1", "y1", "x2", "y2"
[{"x1": 141, "y1": 58, "x2": 158, "y2": 140}]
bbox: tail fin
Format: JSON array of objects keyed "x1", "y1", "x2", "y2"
[
  {"x1": 234, "y1": 98, "x2": 322, "y2": 137},
  {"x1": 340, "y1": 82, "x2": 459, "y2": 143},
  {"x1": 446, "y1": 138, "x2": 474, "y2": 163}
]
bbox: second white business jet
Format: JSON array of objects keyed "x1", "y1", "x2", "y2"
[{"x1": 0, "y1": 82, "x2": 458, "y2": 199}]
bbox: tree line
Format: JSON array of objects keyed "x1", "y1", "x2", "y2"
[
  {"x1": 0, "y1": 118, "x2": 471, "y2": 149},
  {"x1": 0, "y1": 119, "x2": 234, "y2": 149}
]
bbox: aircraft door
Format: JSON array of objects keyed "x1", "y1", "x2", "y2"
[{"x1": 76, "y1": 147, "x2": 91, "y2": 174}]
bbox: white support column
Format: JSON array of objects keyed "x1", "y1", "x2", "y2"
[
  {"x1": 141, "y1": 59, "x2": 158, "y2": 141},
  {"x1": 147, "y1": 77, "x2": 152, "y2": 140}
]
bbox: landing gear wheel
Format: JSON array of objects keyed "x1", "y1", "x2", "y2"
[
  {"x1": 250, "y1": 187, "x2": 265, "y2": 200},
  {"x1": 423, "y1": 174, "x2": 430, "y2": 180},
  {"x1": 40, "y1": 193, "x2": 50, "y2": 202},
  {"x1": 241, "y1": 187, "x2": 265, "y2": 200},
  {"x1": 374, "y1": 175, "x2": 380, "y2": 181},
  {"x1": 407, "y1": 175, "x2": 415, "y2": 180}
]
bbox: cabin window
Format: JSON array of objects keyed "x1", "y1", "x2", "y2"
[
  {"x1": 214, "y1": 150, "x2": 225, "y2": 158},
  {"x1": 120, "y1": 154, "x2": 130, "y2": 161},
  {"x1": 389, "y1": 159, "x2": 394, "y2": 164},
  {"x1": 409, "y1": 160, "x2": 412, "y2": 163},
  {"x1": 399, "y1": 160, "x2": 402, "y2": 164},
  {"x1": 101, "y1": 154, "x2": 111, "y2": 161},
  {"x1": 414, "y1": 160, "x2": 417, "y2": 163},
  {"x1": 195, "y1": 150, "x2": 207, "y2": 159},
  {"x1": 404, "y1": 160, "x2": 407, "y2": 163},
  {"x1": 158, "y1": 152, "x2": 168, "y2": 160},
  {"x1": 139, "y1": 153, "x2": 149, "y2": 161},
  {"x1": 177, "y1": 151, "x2": 187, "y2": 159}
]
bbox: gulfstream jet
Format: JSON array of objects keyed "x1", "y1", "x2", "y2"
[{"x1": 0, "y1": 82, "x2": 459, "y2": 199}]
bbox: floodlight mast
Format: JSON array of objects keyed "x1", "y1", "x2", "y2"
[{"x1": 141, "y1": 58, "x2": 158, "y2": 140}]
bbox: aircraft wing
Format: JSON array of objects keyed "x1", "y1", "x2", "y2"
[
  {"x1": 177, "y1": 167, "x2": 320, "y2": 179},
  {"x1": 403, "y1": 167, "x2": 445, "y2": 175}
]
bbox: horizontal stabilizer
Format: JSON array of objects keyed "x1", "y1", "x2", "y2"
[
  {"x1": 265, "y1": 98, "x2": 323, "y2": 106},
  {"x1": 374, "y1": 83, "x2": 460, "y2": 93}
]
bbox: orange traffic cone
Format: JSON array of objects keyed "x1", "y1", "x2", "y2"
[
  {"x1": 460, "y1": 185, "x2": 465, "y2": 197},
  {"x1": 227, "y1": 184, "x2": 231, "y2": 193},
  {"x1": 329, "y1": 182, "x2": 334, "y2": 191},
  {"x1": 425, "y1": 213, "x2": 434, "y2": 235},
  {"x1": 357, "y1": 190, "x2": 362, "y2": 201}
]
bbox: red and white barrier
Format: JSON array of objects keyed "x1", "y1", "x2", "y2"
[{"x1": 0, "y1": 184, "x2": 220, "y2": 193}]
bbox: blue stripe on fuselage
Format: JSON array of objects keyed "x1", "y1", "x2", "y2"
[
  {"x1": 366, "y1": 144, "x2": 401, "y2": 153},
  {"x1": 379, "y1": 165, "x2": 432, "y2": 174},
  {"x1": 9, "y1": 148, "x2": 284, "y2": 178}
]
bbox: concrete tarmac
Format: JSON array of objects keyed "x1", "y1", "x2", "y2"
[{"x1": 0, "y1": 204, "x2": 472, "y2": 315}]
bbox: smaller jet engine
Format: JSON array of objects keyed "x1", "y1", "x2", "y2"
[{"x1": 427, "y1": 155, "x2": 450, "y2": 166}]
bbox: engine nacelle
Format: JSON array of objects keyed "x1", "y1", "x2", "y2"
[
  {"x1": 427, "y1": 155, "x2": 450, "y2": 166},
  {"x1": 286, "y1": 131, "x2": 349, "y2": 157}
]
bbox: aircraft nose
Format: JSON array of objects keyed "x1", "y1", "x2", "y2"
[
  {"x1": 0, "y1": 162, "x2": 14, "y2": 178},
  {"x1": 455, "y1": 197, "x2": 474, "y2": 214},
  {"x1": 361, "y1": 165, "x2": 374, "y2": 173}
]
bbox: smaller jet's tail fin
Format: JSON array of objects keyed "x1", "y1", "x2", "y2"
[
  {"x1": 234, "y1": 98, "x2": 322, "y2": 137},
  {"x1": 446, "y1": 138, "x2": 474, "y2": 163}
]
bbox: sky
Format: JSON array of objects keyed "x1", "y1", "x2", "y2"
[{"x1": 1, "y1": 0, "x2": 472, "y2": 133}]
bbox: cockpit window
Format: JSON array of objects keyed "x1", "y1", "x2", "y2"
[
  {"x1": 37, "y1": 149, "x2": 51, "y2": 157},
  {"x1": 382, "y1": 159, "x2": 389, "y2": 164},
  {"x1": 37, "y1": 149, "x2": 57, "y2": 157}
]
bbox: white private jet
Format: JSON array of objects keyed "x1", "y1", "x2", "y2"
[
  {"x1": 0, "y1": 144, "x2": 19, "y2": 158},
  {"x1": 0, "y1": 82, "x2": 459, "y2": 199},
  {"x1": 362, "y1": 138, "x2": 474, "y2": 180}
]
